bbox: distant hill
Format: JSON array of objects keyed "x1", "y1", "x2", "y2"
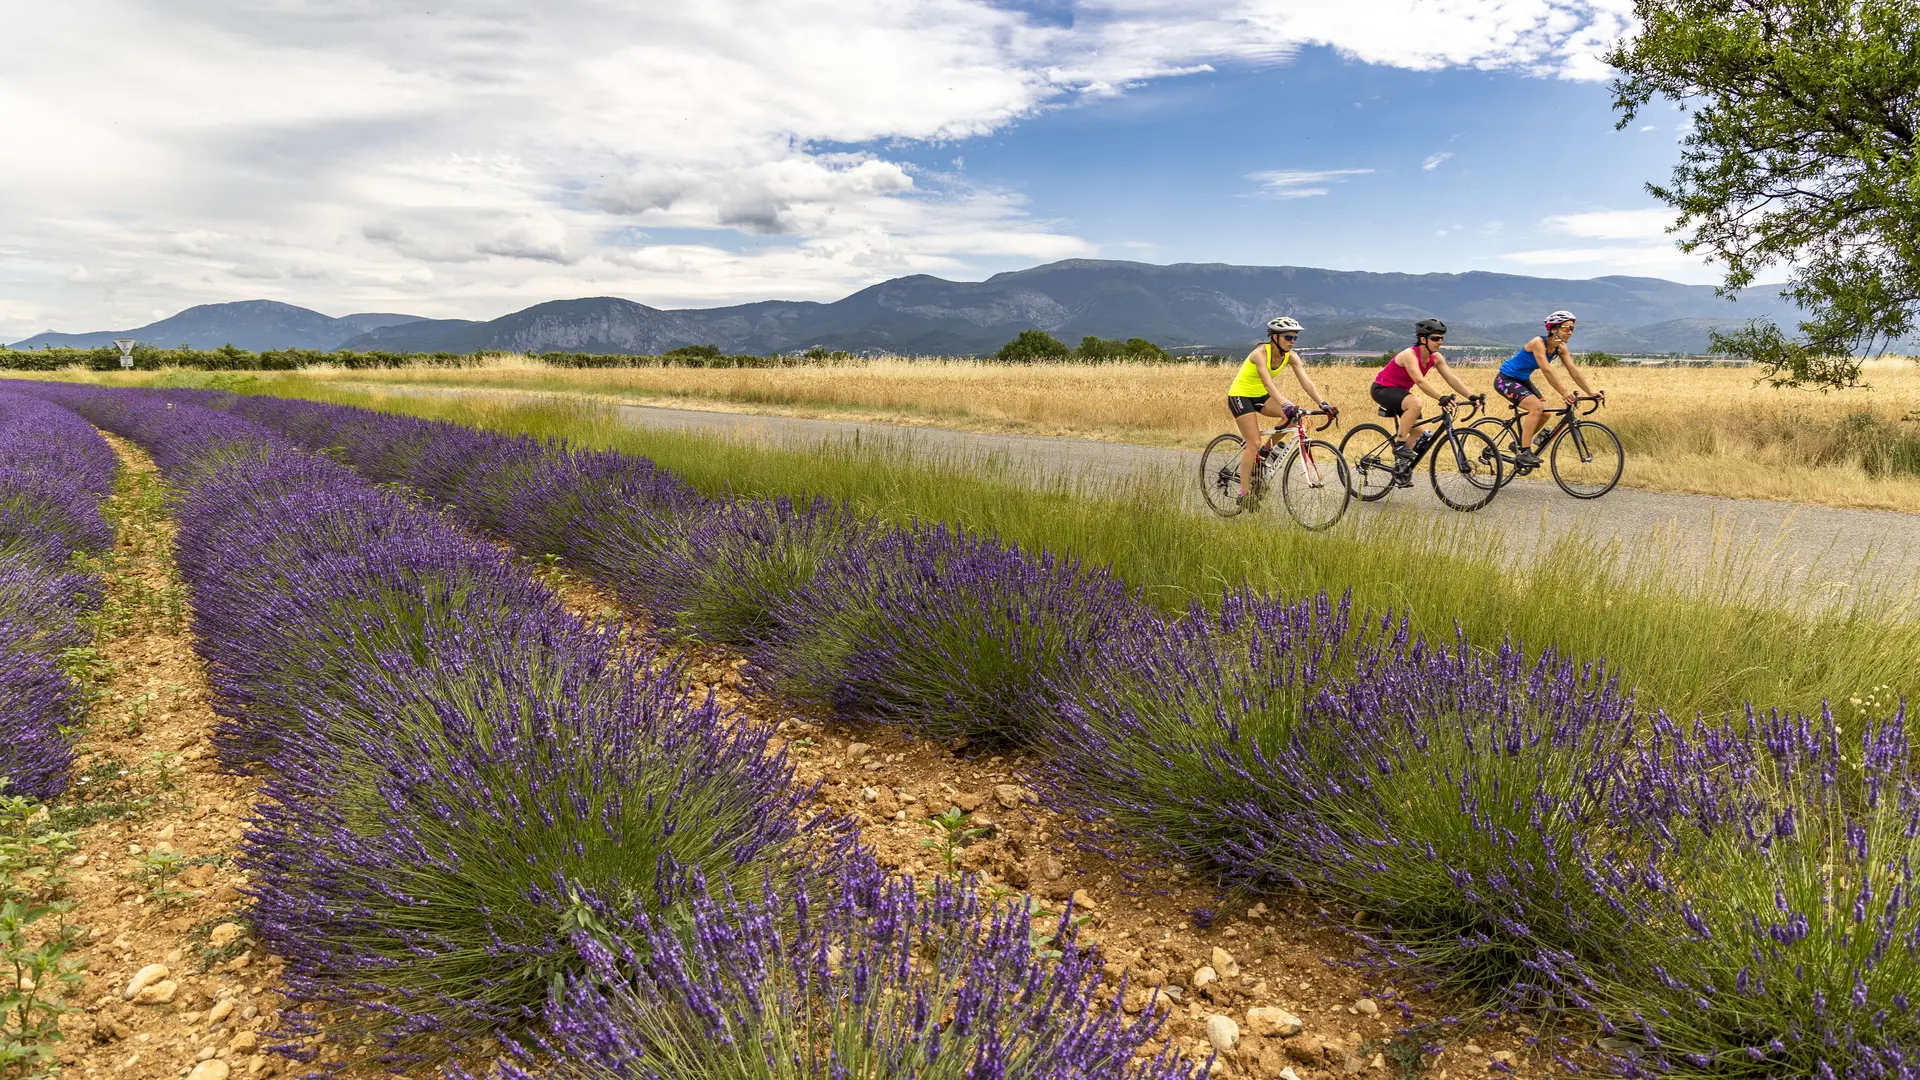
[
  {"x1": 15, "y1": 261, "x2": 1800, "y2": 356},
  {"x1": 334, "y1": 261, "x2": 1797, "y2": 356},
  {"x1": 8, "y1": 301, "x2": 429, "y2": 351}
]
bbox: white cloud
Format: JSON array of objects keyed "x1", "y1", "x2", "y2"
[
  {"x1": 0, "y1": 0, "x2": 1640, "y2": 339},
  {"x1": 1494, "y1": 206, "x2": 1713, "y2": 281},
  {"x1": 1542, "y1": 208, "x2": 1675, "y2": 241},
  {"x1": 1248, "y1": 168, "x2": 1374, "y2": 199},
  {"x1": 1421, "y1": 152, "x2": 1454, "y2": 171}
]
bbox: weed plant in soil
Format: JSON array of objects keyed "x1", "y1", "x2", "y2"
[
  {"x1": 5, "y1": 383, "x2": 843, "y2": 1071},
  {"x1": 207, "y1": 376, "x2": 1920, "y2": 723}
]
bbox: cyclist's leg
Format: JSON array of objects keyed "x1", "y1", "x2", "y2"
[
  {"x1": 1516, "y1": 389, "x2": 1547, "y2": 445},
  {"x1": 1398, "y1": 393, "x2": 1425, "y2": 448},
  {"x1": 1230, "y1": 397, "x2": 1265, "y2": 495}
]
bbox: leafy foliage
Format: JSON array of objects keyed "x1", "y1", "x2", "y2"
[
  {"x1": 1608, "y1": 0, "x2": 1920, "y2": 388},
  {"x1": 1072, "y1": 335, "x2": 1171, "y2": 362},
  {"x1": 995, "y1": 329, "x2": 1069, "y2": 364}
]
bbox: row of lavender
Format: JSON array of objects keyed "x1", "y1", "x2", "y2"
[
  {"x1": 0, "y1": 389, "x2": 118, "y2": 801},
  {"x1": 2, "y1": 381, "x2": 1193, "y2": 1080},
  {"x1": 214, "y1": 387, "x2": 1920, "y2": 1080}
]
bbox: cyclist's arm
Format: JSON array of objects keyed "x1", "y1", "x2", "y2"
[
  {"x1": 1287, "y1": 354, "x2": 1328, "y2": 409},
  {"x1": 1559, "y1": 348, "x2": 1599, "y2": 397},
  {"x1": 1536, "y1": 357, "x2": 1575, "y2": 400},
  {"x1": 1428, "y1": 356, "x2": 1478, "y2": 401}
]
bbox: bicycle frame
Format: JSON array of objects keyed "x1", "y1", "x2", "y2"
[
  {"x1": 1487, "y1": 394, "x2": 1602, "y2": 462},
  {"x1": 1397, "y1": 398, "x2": 1483, "y2": 470},
  {"x1": 1256, "y1": 409, "x2": 1340, "y2": 489}
]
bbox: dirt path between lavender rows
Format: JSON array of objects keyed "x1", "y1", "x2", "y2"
[
  {"x1": 360, "y1": 382, "x2": 1920, "y2": 599},
  {"x1": 535, "y1": 564, "x2": 1570, "y2": 1080},
  {"x1": 56, "y1": 434, "x2": 289, "y2": 1080}
]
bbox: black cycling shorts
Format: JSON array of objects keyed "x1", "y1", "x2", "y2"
[
  {"x1": 1227, "y1": 394, "x2": 1270, "y2": 418},
  {"x1": 1370, "y1": 383, "x2": 1412, "y2": 414}
]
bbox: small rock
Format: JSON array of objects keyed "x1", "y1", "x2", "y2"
[
  {"x1": 124, "y1": 964, "x2": 170, "y2": 1000},
  {"x1": 156, "y1": 823, "x2": 176, "y2": 840},
  {"x1": 1212, "y1": 946, "x2": 1241, "y2": 978},
  {"x1": 844, "y1": 742, "x2": 871, "y2": 761},
  {"x1": 133, "y1": 980, "x2": 178, "y2": 1005},
  {"x1": 1279, "y1": 1069, "x2": 1301, "y2": 1080},
  {"x1": 228, "y1": 1031, "x2": 259, "y2": 1054},
  {"x1": 67, "y1": 853, "x2": 88, "y2": 868},
  {"x1": 1370, "y1": 1052, "x2": 1385, "y2": 1070},
  {"x1": 993, "y1": 784, "x2": 1028, "y2": 809},
  {"x1": 860, "y1": 787, "x2": 879, "y2": 803},
  {"x1": 1463, "y1": 1044, "x2": 1485, "y2": 1056},
  {"x1": 954, "y1": 792, "x2": 983, "y2": 812},
  {"x1": 1070, "y1": 888, "x2": 1098, "y2": 912},
  {"x1": 1353, "y1": 997, "x2": 1379, "y2": 1016},
  {"x1": 197, "y1": 1046, "x2": 217, "y2": 1061},
  {"x1": 1142, "y1": 967, "x2": 1167, "y2": 987},
  {"x1": 1041, "y1": 856, "x2": 1065, "y2": 880},
  {"x1": 1206, "y1": 1014, "x2": 1241, "y2": 1051},
  {"x1": 1491, "y1": 1050, "x2": 1515, "y2": 1065},
  {"x1": 1192, "y1": 965, "x2": 1218, "y2": 990},
  {"x1": 1342, "y1": 1053, "x2": 1366, "y2": 1075},
  {"x1": 181, "y1": 865, "x2": 218, "y2": 888},
  {"x1": 188, "y1": 1061, "x2": 231, "y2": 1080},
  {"x1": 206, "y1": 999, "x2": 236, "y2": 1025},
  {"x1": 1286, "y1": 1037, "x2": 1327, "y2": 1065},
  {"x1": 1246, "y1": 1006, "x2": 1304, "y2": 1038},
  {"x1": 208, "y1": 923, "x2": 244, "y2": 949}
]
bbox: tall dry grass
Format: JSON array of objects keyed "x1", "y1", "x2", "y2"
[{"x1": 63, "y1": 355, "x2": 1920, "y2": 511}]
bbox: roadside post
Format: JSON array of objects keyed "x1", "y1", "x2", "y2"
[{"x1": 113, "y1": 338, "x2": 137, "y2": 370}]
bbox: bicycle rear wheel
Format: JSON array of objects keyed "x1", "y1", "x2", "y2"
[
  {"x1": 1430, "y1": 427, "x2": 1503, "y2": 511},
  {"x1": 1549, "y1": 421, "x2": 1624, "y2": 498},
  {"x1": 1280, "y1": 439, "x2": 1351, "y2": 531},
  {"x1": 1200, "y1": 432, "x2": 1247, "y2": 516},
  {"x1": 1467, "y1": 417, "x2": 1518, "y2": 489},
  {"x1": 1339, "y1": 423, "x2": 1399, "y2": 502}
]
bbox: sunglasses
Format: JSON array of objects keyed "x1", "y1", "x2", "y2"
[{"x1": 1276, "y1": 333, "x2": 1299, "y2": 341}]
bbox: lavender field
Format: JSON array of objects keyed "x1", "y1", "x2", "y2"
[{"x1": 4, "y1": 378, "x2": 1919, "y2": 1079}]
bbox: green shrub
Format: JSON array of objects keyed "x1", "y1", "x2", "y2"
[
  {"x1": 1071, "y1": 335, "x2": 1171, "y2": 362},
  {"x1": 1582, "y1": 350, "x2": 1622, "y2": 367},
  {"x1": 996, "y1": 330, "x2": 1069, "y2": 364}
]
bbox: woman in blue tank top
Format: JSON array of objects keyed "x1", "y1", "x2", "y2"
[{"x1": 1491, "y1": 310, "x2": 1605, "y2": 466}]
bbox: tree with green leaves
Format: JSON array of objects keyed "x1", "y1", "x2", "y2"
[
  {"x1": 1607, "y1": 0, "x2": 1920, "y2": 389},
  {"x1": 996, "y1": 330, "x2": 1069, "y2": 364}
]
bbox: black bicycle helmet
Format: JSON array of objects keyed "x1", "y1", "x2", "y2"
[{"x1": 1415, "y1": 318, "x2": 1448, "y2": 338}]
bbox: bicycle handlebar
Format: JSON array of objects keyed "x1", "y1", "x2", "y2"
[{"x1": 1576, "y1": 393, "x2": 1604, "y2": 416}]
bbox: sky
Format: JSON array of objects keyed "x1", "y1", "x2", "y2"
[{"x1": 0, "y1": 0, "x2": 1713, "y2": 341}]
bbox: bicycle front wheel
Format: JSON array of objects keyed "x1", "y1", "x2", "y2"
[
  {"x1": 1200, "y1": 432, "x2": 1247, "y2": 516},
  {"x1": 1550, "y1": 421, "x2": 1624, "y2": 498},
  {"x1": 1430, "y1": 427, "x2": 1503, "y2": 511},
  {"x1": 1339, "y1": 423, "x2": 1399, "y2": 502},
  {"x1": 1280, "y1": 439, "x2": 1351, "y2": 531},
  {"x1": 1467, "y1": 417, "x2": 1518, "y2": 489}
]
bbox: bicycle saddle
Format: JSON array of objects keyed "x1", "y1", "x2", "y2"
[{"x1": 1376, "y1": 405, "x2": 1398, "y2": 418}]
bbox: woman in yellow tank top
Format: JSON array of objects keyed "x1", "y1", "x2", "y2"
[{"x1": 1226, "y1": 316, "x2": 1338, "y2": 506}]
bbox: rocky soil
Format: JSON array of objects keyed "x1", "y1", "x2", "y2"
[{"x1": 51, "y1": 435, "x2": 286, "y2": 1080}]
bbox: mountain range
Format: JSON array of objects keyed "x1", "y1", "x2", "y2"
[
  {"x1": 10, "y1": 260, "x2": 1799, "y2": 356},
  {"x1": 9, "y1": 301, "x2": 427, "y2": 352}
]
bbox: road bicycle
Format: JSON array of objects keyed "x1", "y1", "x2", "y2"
[
  {"x1": 1339, "y1": 396, "x2": 1504, "y2": 511},
  {"x1": 1199, "y1": 408, "x2": 1350, "y2": 530},
  {"x1": 1468, "y1": 392, "x2": 1623, "y2": 499}
]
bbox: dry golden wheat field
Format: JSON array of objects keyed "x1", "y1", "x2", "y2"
[{"x1": 313, "y1": 357, "x2": 1920, "y2": 513}]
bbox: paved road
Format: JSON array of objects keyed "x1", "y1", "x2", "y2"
[{"x1": 365, "y1": 384, "x2": 1920, "y2": 597}]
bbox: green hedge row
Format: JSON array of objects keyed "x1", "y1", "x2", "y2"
[{"x1": 0, "y1": 344, "x2": 818, "y2": 372}]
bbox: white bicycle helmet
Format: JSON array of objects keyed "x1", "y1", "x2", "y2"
[
  {"x1": 1266, "y1": 316, "x2": 1304, "y2": 335},
  {"x1": 1545, "y1": 310, "x2": 1577, "y2": 330}
]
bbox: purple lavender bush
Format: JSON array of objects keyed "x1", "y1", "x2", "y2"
[
  {"x1": 0, "y1": 386, "x2": 119, "y2": 800},
  {"x1": 618, "y1": 495, "x2": 875, "y2": 647},
  {"x1": 749, "y1": 521, "x2": 1157, "y2": 744},
  {"x1": 480, "y1": 868, "x2": 1200, "y2": 1080},
  {"x1": 9, "y1": 383, "x2": 848, "y2": 1069},
  {"x1": 1569, "y1": 707, "x2": 1920, "y2": 1079}
]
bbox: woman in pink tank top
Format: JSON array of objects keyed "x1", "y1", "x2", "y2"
[{"x1": 1370, "y1": 318, "x2": 1481, "y2": 472}]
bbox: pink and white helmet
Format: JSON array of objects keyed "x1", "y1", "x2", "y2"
[{"x1": 1545, "y1": 310, "x2": 1576, "y2": 330}]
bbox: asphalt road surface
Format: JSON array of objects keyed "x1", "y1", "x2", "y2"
[{"x1": 366, "y1": 384, "x2": 1920, "y2": 598}]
